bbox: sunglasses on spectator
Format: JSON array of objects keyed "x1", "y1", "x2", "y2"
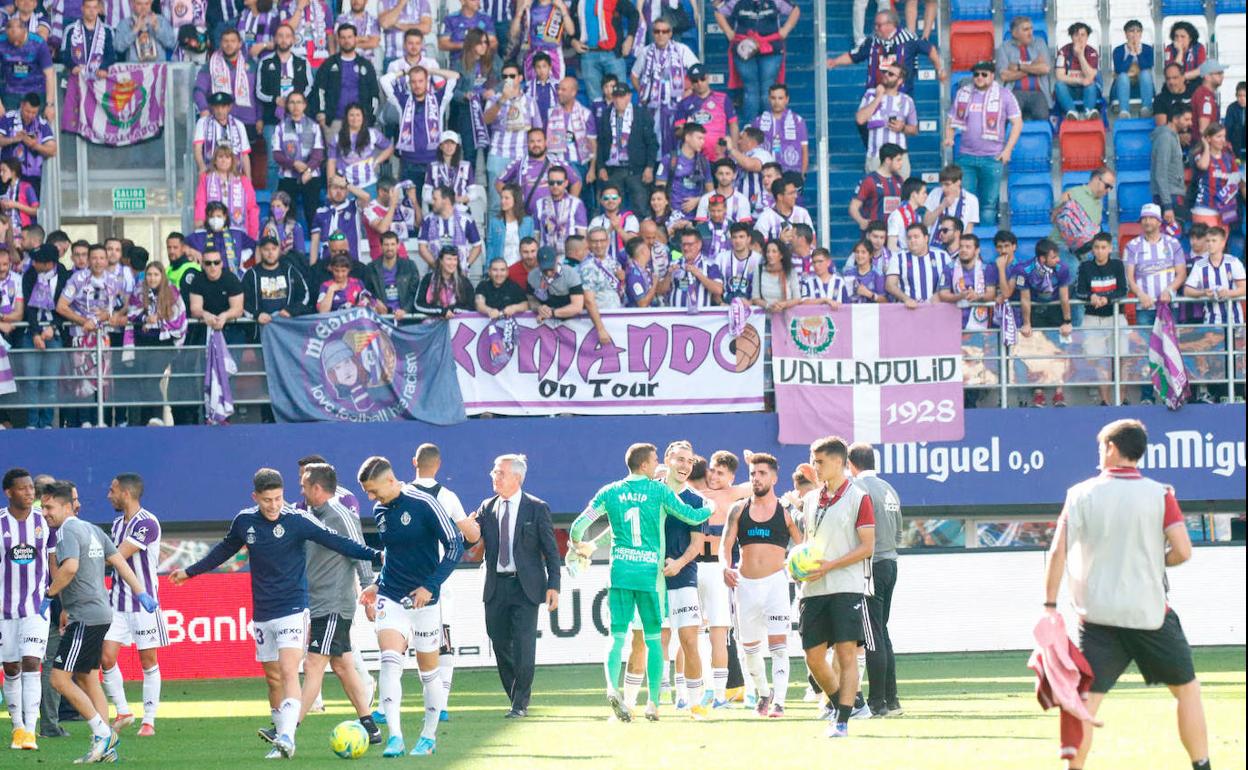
[
  {"x1": 939, "y1": 228, "x2": 953, "y2": 235},
  {"x1": 203, "y1": 260, "x2": 222, "y2": 266},
  {"x1": 602, "y1": 194, "x2": 620, "y2": 201},
  {"x1": 653, "y1": 27, "x2": 671, "y2": 34},
  {"x1": 549, "y1": 179, "x2": 567, "y2": 186},
  {"x1": 973, "y1": 71, "x2": 992, "y2": 78}
]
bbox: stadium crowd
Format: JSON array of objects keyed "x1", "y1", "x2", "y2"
[{"x1": 0, "y1": 0, "x2": 1243, "y2": 426}]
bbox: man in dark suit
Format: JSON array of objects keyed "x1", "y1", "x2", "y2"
[
  {"x1": 475, "y1": 454, "x2": 561, "y2": 718},
  {"x1": 596, "y1": 84, "x2": 658, "y2": 218}
]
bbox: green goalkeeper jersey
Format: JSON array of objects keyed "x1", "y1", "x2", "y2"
[{"x1": 570, "y1": 474, "x2": 713, "y2": 592}]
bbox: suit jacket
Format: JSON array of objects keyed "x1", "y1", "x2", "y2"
[
  {"x1": 596, "y1": 103, "x2": 658, "y2": 174},
  {"x1": 476, "y1": 491, "x2": 561, "y2": 606}
]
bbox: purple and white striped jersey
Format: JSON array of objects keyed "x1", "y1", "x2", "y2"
[
  {"x1": 0, "y1": 508, "x2": 56, "y2": 619},
  {"x1": 801, "y1": 272, "x2": 849, "y2": 301},
  {"x1": 858, "y1": 88, "x2": 917, "y2": 158},
  {"x1": 1125, "y1": 234, "x2": 1186, "y2": 300},
  {"x1": 109, "y1": 508, "x2": 161, "y2": 612},
  {"x1": 1184, "y1": 254, "x2": 1246, "y2": 325},
  {"x1": 887, "y1": 247, "x2": 950, "y2": 303}
]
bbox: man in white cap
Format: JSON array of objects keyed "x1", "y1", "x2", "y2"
[
  {"x1": 1123, "y1": 203, "x2": 1187, "y2": 404},
  {"x1": 1191, "y1": 60, "x2": 1225, "y2": 134}
]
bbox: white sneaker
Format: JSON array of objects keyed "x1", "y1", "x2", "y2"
[
  {"x1": 803, "y1": 686, "x2": 819, "y2": 703},
  {"x1": 850, "y1": 703, "x2": 874, "y2": 720},
  {"x1": 147, "y1": 418, "x2": 165, "y2": 426},
  {"x1": 309, "y1": 694, "x2": 324, "y2": 713}
]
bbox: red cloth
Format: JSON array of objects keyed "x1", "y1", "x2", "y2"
[
  {"x1": 1027, "y1": 614, "x2": 1102, "y2": 759},
  {"x1": 726, "y1": 32, "x2": 787, "y2": 90}
]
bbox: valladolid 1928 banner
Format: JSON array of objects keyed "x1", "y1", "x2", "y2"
[
  {"x1": 772, "y1": 304, "x2": 965, "y2": 445},
  {"x1": 451, "y1": 309, "x2": 766, "y2": 415}
]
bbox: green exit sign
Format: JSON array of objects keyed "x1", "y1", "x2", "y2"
[{"x1": 113, "y1": 187, "x2": 147, "y2": 212}]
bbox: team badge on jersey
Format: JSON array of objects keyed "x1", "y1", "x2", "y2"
[
  {"x1": 246, "y1": 525, "x2": 256, "y2": 544},
  {"x1": 273, "y1": 524, "x2": 285, "y2": 539},
  {"x1": 400, "y1": 511, "x2": 411, "y2": 526}
]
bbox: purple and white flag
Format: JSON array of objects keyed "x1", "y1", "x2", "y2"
[
  {"x1": 772, "y1": 304, "x2": 965, "y2": 445},
  {"x1": 1147, "y1": 302, "x2": 1191, "y2": 411},
  {"x1": 0, "y1": 336, "x2": 15, "y2": 396},
  {"x1": 204, "y1": 328, "x2": 236, "y2": 425},
  {"x1": 62, "y1": 64, "x2": 168, "y2": 147}
]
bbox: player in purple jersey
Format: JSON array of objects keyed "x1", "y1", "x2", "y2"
[
  {"x1": 1, "y1": 467, "x2": 55, "y2": 751},
  {"x1": 98, "y1": 474, "x2": 165, "y2": 737}
]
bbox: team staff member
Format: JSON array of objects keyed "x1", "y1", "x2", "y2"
[
  {"x1": 1042, "y1": 419, "x2": 1211, "y2": 770},
  {"x1": 474, "y1": 454, "x2": 561, "y2": 718},
  {"x1": 848, "y1": 443, "x2": 903, "y2": 717},
  {"x1": 798, "y1": 437, "x2": 875, "y2": 740}
]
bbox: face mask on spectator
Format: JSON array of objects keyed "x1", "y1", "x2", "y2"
[{"x1": 208, "y1": 216, "x2": 226, "y2": 231}]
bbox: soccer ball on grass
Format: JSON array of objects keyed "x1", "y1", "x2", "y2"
[{"x1": 330, "y1": 720, "x2": 369, "y2": 759}]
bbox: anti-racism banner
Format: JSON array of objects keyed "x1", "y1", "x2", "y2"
[
  {"x1": 61, "y1": 63, "x2": 168, "y2": 146},
  {"x1": 450, "y1": 309, "x2": 766, "y2": 415},
  {"x1": 260, "y1": 308, "x2": 466, "y2": 424},
  {"x1": 772, "y1": 304, "x2": 965, "y2": 445}
]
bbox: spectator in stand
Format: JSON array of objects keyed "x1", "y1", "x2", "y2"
[
  {"x1": 667, "y1": 228, "x2": 724, "y2": 309},
  {"x1": 363, "y1": 176, "x2": 416, "y2": 260},
  {"x1": 597, "y1": 83, "x2": 658, "y2": 218},
  {"x1": 314, "y1": 25, "x2": 381, "y2": 137},
  {"x1": 508, "y1": 236, "x2": 540, "y2": 287},
  {"x1": 850, "y1": 144, "x2": 906, "y2": 232},
  {"x1": 314, "y1": 251, "x2": 371, "y2": 312},
  {"x1": 1074, "y1": 232, "x2": 1126, "y2": 406},
  {"x1": 939, "y1": 232, "x2": 997, "y2": 403},
  {"x1": 725, "y1": 127, "x2": 774, "y2": 218},
  {"x1": 439, "y1": 0, "x2": 495, "y2": 68},
  {"x1": 695, "y1": 194, "x2": 732, "y2": 258},
  {"x1": 754, "y1": 176, "x2": 812, "y2": 243},
  {"x1": 186, "y1": 200, "x2": 257, "y2": 275},
  {"x1": 749, "y1": 237, "x2": 800, "y2": 312},
  {"x1": 391, "y1": 66, "x2": 444, "y2": 199},
  {"x1": 713, "y1": 0, "x2": 799, "y2": 125},
  {"x1": 484, "y1": 62, "x2": 541, "y2": 216},
  {"x1": 256, "y1": 25, "x2": 313, "y2": 191},
  {"x1": 992, "y1": 228, "x2": 1022, "y2": 304},
  {"x1": 631, "y1": 17, "x2": 699, "y2": 158},
  {"x1": 1152, "y1": 104, "x2": 1192, "y2": 230},
  {"x1": 945, "y1": 61, "x2": 1021, "y2": 229},
  {"x1": 164, "y1": 233, "x2": 200, "y2": 303},
  {"x1": 659, "y1": 123, "x2": 714, "y2": 217},
  {"x1": 1191, "y1": 60, "x2": 1225, "y2": 135},
  {"x1": 924, "y1": 164, "x2": 979, "y2": 236},
  {"x1": 193, "y1": 29, "x2": 259, "y2": 136},
  {"x1": 1053, "y1": 166, "x2": 1114, "y2": 268},
  {"x1": 442, "y1": 30, "x2": 496, "y2": 165},
  {"x1": 488, "y1": 184, "x2": 536, "y2": 267},
  {"x1": 622, "y1": 236, "x2": 668, "y2": 308},
  {"x1": 60, "y1": 0, "x2": 116, "y2": 76},
  {"x1": 261, "y1": 190, "x2": 308, "y2": 260},
  {"x1": 696, "y1": 161, "x2": 752, "y2": 224},
  {"x1": 379, "y1": 0, "x2": 432, "y2": 65},
  {"x1": 497, "y1": 128, "x2": 583, "y2": 216},
  {"x1": 886, "y1": 222, "x2": 949, "y2": 308},
  {"x1": 1227, "y1": 82, "x2": 1246, "y2": 165},
  {"x1": 0, "y1": 16, "x2": 55, "y2": 116},
  {"x1": 720, "y1": 221, "x2": 759, "y2": 301},
  {"x1": 842, "y1": 238, "x2": 888, "y2": 303},
  {"x1": 335, "y1": 0, "x2": 382, "y2": 55},
  {"x1": 1112, "y1": 19, "x2": 1155, "y2": 120},
  {"x1": 533, "y1": 166, "x2": 587, "y2": 260},
  {"x1": 238, "y1": 0, "x2": 281, "y2": 59},
  {"x1": 509, "y1": 0, "x2": 571, "y2": 82},
  {"x1": 418, "y1": 184, "x2": 484, "y2": 275},
  {"x1": 414, "y1": 244, "x2": 475, "y2": 319},
  {"x1": 1185, "y1": 226, "x2": 1245, "y2": 403},
  {"x1": 525, "y1": 51, "x2": 559, "y2": 130},
  {"x1": 1, "y1": 0, "x2": 51, "y2": 42},
  {"x1": 935, "y1": 215, "x2": 963, "y2": 259},
  {"x1": 195, "y1": 145, "x2": 260, "y2": 239},
  {"x1": 1125, "y1": 204, "x2": 1187, "y2": 405},
  {"x1": 327, "y1": 102, "x2": 393, "y2": 199},
  {"x1": 1017, "y1": 239, "x2": 1073, "y2": 407},
  {"x1": 1164, "y1": 20, "x2": 1205, "y2": 91},
  {"x1": 528, "y1": 243, "x2": 591, "y2": 321},
  {"x1": 863, "y1": 219, "x2": 890, "y2": 271},
  {"x1": 114, "y1": 0, "x2": 175, "y2": 61},
  {"x1": 475, "y1": 256, "x2": 529, "y2": 317},
  {"x1": 753, "y1": 84, "x2": 808, "y2": 177},
  {"x1": 856, "y1": 64, "x2": 916, "y2": 176},
  {"x1": 0, "y1": 158, "x2": 38, "y2": 233},
  {"x1": 271, "y1": 90, "x2": 323, "y2": 229},
  {"x1": 1191, "y1": 122, "x2": 1241, "y2": 231},
  {"x1": 310, "y1": 176, "x2": 368, "y2": 264},
  {"x1": 579, "y1": 226, "x2": 627, "y2": 318},
  {"x1": 799, "y1": 247, "x2": 846, "y2": 305},
  {"x1": 1054, "y1": 22, "x2": 1102, "y2": 121},
  {"x1": 0, "y1": 248, "x2": 23, "y2": 362},
  {"x1": 997, "y1": 16, "x2": 1052, "y2": 122},
  {"x1": 827, "y1": 9, "x2": 945, "y2": 96},
  {"x1": 381, "y1": 28, "x2": 442, "y2": 102},
  {"x1": 363, "y1": 232, "x2": 419, "y2": 320},
  {"x1": 570, "y1": 0, "x2": 638, "y2": 103},
  {"x1": 193, "y1": 92, "x2": 252, "y2": 179},
  {"x1": 885, "y1": 176, "x2": 926, "y2": 250},
  {"x1": 649, "y1": 187, "x2": 688, "y2": 237},
  {"x1": 241, "y1": 235, "x2": 309, "y2": 336},
  {"x1": 546, "y1": 76, "x2": 597, "y2": 192},
  {"x1": 20, "y1": 245, "x2": 68, "y2": 429},
  {"x1": 280, "y1": 0, "x2": 331, "y2": 65},
  {"x1": 590, "y1": 183, "x2": 641, "y2": 265},
  {"x1": 0, "y1": 93, "x2": 56, "y2": 197},
  {"x1": 674, "y1": 64, "x2": 738, "y2": 162},
  {"x1": 1154, "y1": 64, "x2": 1195, "y2": 134}
]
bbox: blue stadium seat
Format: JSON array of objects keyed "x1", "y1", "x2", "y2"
[
  {"x1": 1061, "y1": 171, "x2": 1091, "y2": 192},
  {"x1": 1217, "y1": 0, "x2": 1246, "y2": 12},
  {"x1": 1012, "y1": 225, "x2": 1052, "y2": 259},
  {"x1": 1012, "y1": 121, "x2": 1054, "y2": 173},
  {"x1": 1162, "y1": 0, "x2": 1207, "y2": 13},
  {"x1": 1007, "y1": 173, "x2": 1054, "y2": 227},
  {"x1": 1004, "y1": 0, "x2": 1047, "y2": 20},
  {"x1": 951, "y1": 0, "x2": 993, "y2": 21},
  {"x1": 1116, "y1": 170, "x2": 1153, "y2": 223},
  {"x1": 1113, "y1": 118, "x2": 1155, "y2": 172}
]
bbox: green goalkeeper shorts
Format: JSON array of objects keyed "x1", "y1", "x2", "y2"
[{"x1": 608, "y1": 587, "x2": 665, "y2": 634}]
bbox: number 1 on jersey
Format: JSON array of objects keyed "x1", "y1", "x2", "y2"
[{"x1": 624, "y1": 506, "x2": 641, "y2": 547}]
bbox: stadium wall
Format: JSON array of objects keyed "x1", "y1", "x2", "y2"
[
  {"x1": 6, "y1": 404, "x2": 1244, "y2": 523},
  {"x1": 117, "y1": 544, "x2": 1245, "y2": 679}
]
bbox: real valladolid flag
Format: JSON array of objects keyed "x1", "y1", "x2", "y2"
[
  {"x1": 61, "y1": 64, "x2": 167, "y2": 146},
  {"x1": 1147, "y1": 302, "x2": 1191, "y2": 410}
]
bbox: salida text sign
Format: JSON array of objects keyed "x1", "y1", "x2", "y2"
[{"x1": 450, "y1": 309, "x2": 766, "y2": 415}]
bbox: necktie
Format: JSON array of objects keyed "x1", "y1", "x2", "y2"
[{"x1": 499, "y1": 499, "x2": 511, "y2": 570}]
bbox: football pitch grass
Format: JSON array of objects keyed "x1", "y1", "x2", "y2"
[{"x1": 13, "y1": 647, "x2": 1245, "y2": 768}]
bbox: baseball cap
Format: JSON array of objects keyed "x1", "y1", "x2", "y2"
[
  {"x1": 972, "y1": 60, "x2": 995, "y2": 74},
  {"x1": 208, "y1": 91, "x2": 234, "y2": 106},
  {"x1": 1139, "y1": 203, "x2": 1163, "y2": 221},
  {"x1": 1199, "y1": 59, "x2": 1226, "y2": 76},
  {"x1": 611, "y1": 83, "x2": 631, "y2": 98},
  {"x1": 687, "y1": 63, "x2": 707, "y2": 80},
  {"x1": 440, "y1": 130, "x2": 462, "y2": 146},
  {"x1": 537, "y1": 245, "x2": 559, "y2": 270},
  {"x1": 257, "y1": 236, "x2": 280, "y2": 248}
]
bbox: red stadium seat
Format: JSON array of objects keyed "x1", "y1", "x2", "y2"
[
  {"x1": 1058, "y1": 119, "x2": 1106, "y2": 172},
  {"x1": 949, "y1": 21, "x2": 996, "y2": 72},
  {"x1": 1117, "y1": 223, "x2": 1142, "y2": 257}
]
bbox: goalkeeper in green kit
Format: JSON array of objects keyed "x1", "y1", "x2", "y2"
[{"x1": 569, "y1": 443, "x2": 715, "y2": 723}]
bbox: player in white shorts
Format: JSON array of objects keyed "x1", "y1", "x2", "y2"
[
  {"x1": 1, "y1": 468, "x2": 55, "y2": 751},
  {"x1": 720, "y1": 453, "x2": 802, "y2": 718},
  {"x1": 98, "y1": 474, "x2": 168, "y2": 737}
]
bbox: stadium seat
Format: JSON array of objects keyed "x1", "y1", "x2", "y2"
[
  {"x1": 1161, "y1": 16, "x2": 1210, "y2": 53},
  {"x1": 1117, "y1": 222, "x2": 1143, "y2": 257},
  {"x1": 1113, "y1": 119, "x2": 1155, "y2": 172},
  {"x1": 1215, "y1": 15, "x2": 1247, "y2": 70},
  {"x1": 1004, "y1": 0, "x2": 1047, "y2": 21},
  {"x1": 1058, "y1": 119, "x2": 1106, "y2": 171},
  {"x1": 1162, "y1": 0, "x2": 1208, "y2": 14},
  {"x1": 1061, "y1": 171, "x2": 1091, "y2": 192},
  {"x1": 1012, "y1": 121, "x2": 1054, "y2": 174},
  {"x1": 951, "y1": 0, "x2": 993, "y2": 21},
  {"x1": 1007, "y1": 173, "x2": 1055, "y2": 226},
  {"x1": 1109, "y1": 18, "x2": 1156, "y2": 52},
  {"x1": 949, "y1": 22, "x2": 996, "y2": 72},
  {"x1": 1054, "y1": 14, "x2": 1102, "y2": 53},
  {"x1": 1116, "y1": 170, "x2": 1154, "y2": 223},
  {"x1": 1012, "y1": 225, "x2": 1051, "y2": 259},
  {"x1": 1216, "y1": 0, "x2": 1247, "y2": 12}
]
